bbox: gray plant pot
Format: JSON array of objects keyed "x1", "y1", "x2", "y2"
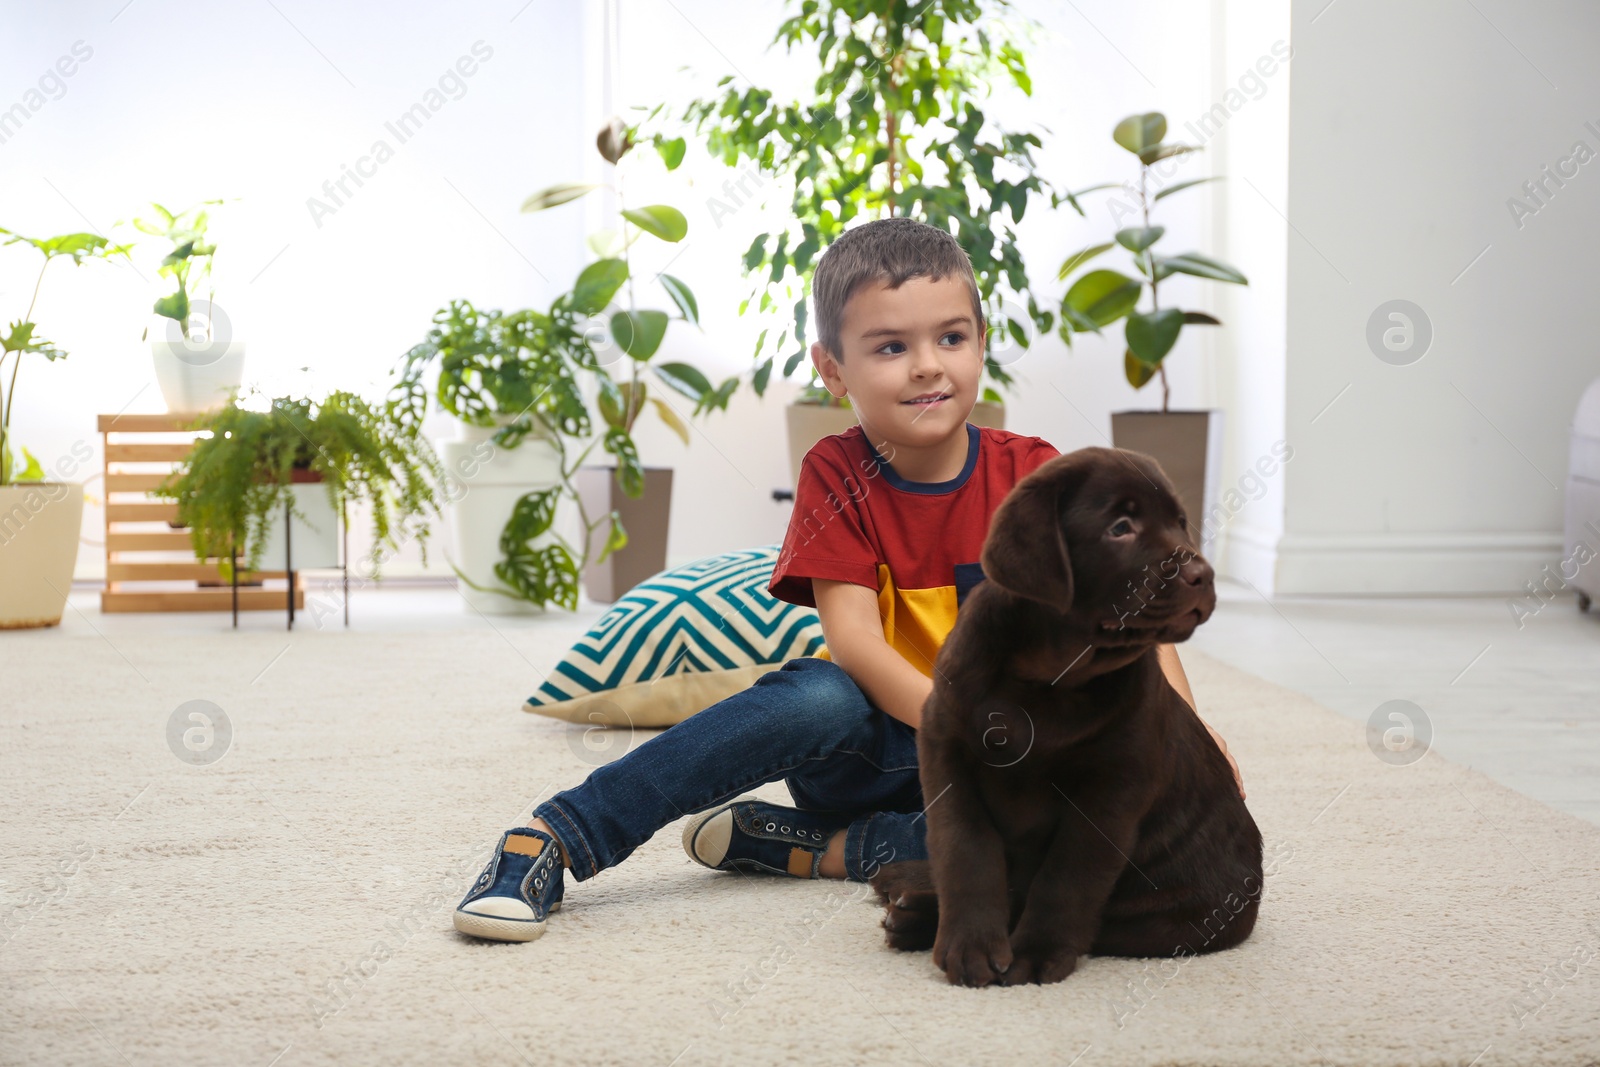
[{"x1": 1110, "y1": 409, "x2": 1226, "y2": 561}]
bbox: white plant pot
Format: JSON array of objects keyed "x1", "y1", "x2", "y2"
[
  {"x1": 151, "y1": 339, "x2": 246, "y2": 413},
  {"x1": 249, "y1": 482, "x2": 341, "y2": 571},
  {"x1": 0, "y1": 482, "x2": 84, "y2": 629},
  {"x1": 439, "y1": 419, "x2": 572, "y2": 615}
]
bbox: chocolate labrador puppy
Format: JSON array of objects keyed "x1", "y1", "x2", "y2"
[{"x1": 869, "y1": 446, "x2": 1262, "y2": 987}]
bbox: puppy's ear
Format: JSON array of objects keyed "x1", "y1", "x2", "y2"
[{"x1": 980, "y1": 453, "x2": 1088, "y2": 615}]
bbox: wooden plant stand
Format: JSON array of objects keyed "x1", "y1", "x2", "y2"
[{"x1": 98, "y1": 412, "x2": 306, "y2": 615}]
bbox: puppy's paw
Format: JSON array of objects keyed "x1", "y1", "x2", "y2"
[
  {"x1": 868, "y1": 860, "x2": 934, "y2": 905},
  {"x1": 871, "y1": 861, "x2": 939, "y2": 952},
  {"x1": 934, "y1": 921, "x2": 1014, "y2": 988},
  {"x1": 998, "y1": 933, "x2": 1078, "y2": 986}
]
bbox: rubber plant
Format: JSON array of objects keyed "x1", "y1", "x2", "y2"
[
  {"x1": 644, "y1": 0, "x2": 1067, "y2": 409},
  {"x1": 387, "y1": 296, "x2": 640, "y2": 612},
  {"x1": 0, "y1": 226, "x2": 132, "y2": 484},
  {"x1": 1056, "y1": 112, "x2": 1249, "y2": 411},
  {"x1": 155, "y1": 391, "x2": 444, "y2": 576}
]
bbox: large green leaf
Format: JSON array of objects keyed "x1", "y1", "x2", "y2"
[
  {"x1": 1113, "y1": 113, "x2": 1166, "y2": 156},
  {"x1": 1125, "y1": 308, "x2": 1185, "y2": 364},
  {"x1": 1138, "y1": 143, "x2": 1201, "y2": 166},
  {"x1": 610, "y1": 309, "x2": 669, "y2": 360},
  {"x1": 1157, "y1": 252, "x2": 1248, "y2": 285},
  {"x1": 571, "y1": 258, "x2": 628, "y2": 314},
  {"x1": 1124, "y1": 348, "x2": 1158, "y2": 389},
  {"x1": 621, "y1": 205, "x2": 687, "y2": 243},
  {"x1": 653, "y1": 360, "x2": 713, "y2": 401},
  {"x1": 153, "y1": 289, "x2": 190, "y2": 324},
  {"x1": 660, "y1": 273, "x2": 699, "y2": 324},
  {"x1": 1153, "y1": 176, "x2": 1221, "y2": 202},
  {"x1": 2, "y1": 321, "x2": 62, "y2": 358},
  {"x1": 656, "y1": 136, "x2": 686, "y2": 170},
  {"x1": 1063, "y1": 270, "x2": 1141, "y2": 327},
  {"x1": 520, "y1": 183, "x2": 600, "y2": 212},
  {"x1": 1057, "y1": 241, "x2": 1115, "y2": 281},
  {"x1": 1114, "y1": 226, "x2": 1165, "y2": 253}
]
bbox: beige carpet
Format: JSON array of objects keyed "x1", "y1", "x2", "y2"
[{"x1": 2, "y1": 626, "x2": 1599, "y2": 1067}]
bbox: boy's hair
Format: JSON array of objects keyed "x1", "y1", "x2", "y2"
[{"x1": 810, "y1": 216, "x2": 986, "y2": 362}]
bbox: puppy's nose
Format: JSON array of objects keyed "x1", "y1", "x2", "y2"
[{"x1": 1180, "y1": 555, "x2": 1213, "y2": 587}]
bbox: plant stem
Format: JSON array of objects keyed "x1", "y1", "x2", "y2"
[
  {"x1": 0, "y1": 260, "x2": 53, "y2": 460},
  {"x1": 1139, "y1": 162, "x2": 1171, "y2": 414}
]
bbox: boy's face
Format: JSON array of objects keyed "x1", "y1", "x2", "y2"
[{"x1": 812, "y1": 275, "x2": 986, "y2": 451}]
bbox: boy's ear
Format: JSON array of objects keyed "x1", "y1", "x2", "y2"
[
  {"x1": 979, "y1": 453, "x2": 1087, "y2": 615},
  {"x1": 813, "y1": 341, "x2": 846, "y2": 397}
]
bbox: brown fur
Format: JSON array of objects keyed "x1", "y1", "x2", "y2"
[{"x1": 869, "y1": 446, "x2": 1263, "y2": 987}]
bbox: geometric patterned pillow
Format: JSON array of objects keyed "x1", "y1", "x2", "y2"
[{"x1": 520, "y1": 544, "x2": 827, "y2": 729}]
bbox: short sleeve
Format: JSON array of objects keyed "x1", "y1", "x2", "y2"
[
  {"x1": 768, "y1": 448, "x2": 881, "y2": 608},
  {"x1": 1018, "y1": 436, "x2": 1061, "y2": 480}
]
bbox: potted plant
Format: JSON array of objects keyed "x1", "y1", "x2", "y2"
[
  {"x1": 132, "y1": 199, "x2": 245, "y2": 413},
  {"x1": 519, "y1": 116, "x2": 729, "y2": 603},
  {"x1": 0, "y1": 225, "x2": 131, "y2": 629},
  {"x1": 154, "y1": 391, "x2": 444, "y2": 589},
  {"x1": 660, "y1": 0, "x2": 1065, "y2": 479},
  {"x1": 389, "y1": 297, "x2": 640, "y2": 613},
  {"x1": 1055, "y1": 111, "x2": 1249, "y2": 557}
]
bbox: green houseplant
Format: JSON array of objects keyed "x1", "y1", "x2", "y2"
[
  {"x1": 1055, "y1": 110, "x2": 1249, "y2": 557},
  {"x1": 518, "y1": 115, "x2": 730, "y2": 603},
  {"x1": 131, "y1": 199, "x2": 246, "y2": 413},
  {"x1": 657, "y1": 0, "x2": 1064, "y2": 412},
  {"x1": 155, "y1": 391, "x2": 444, "y2": 578},
  {"x1": 1055, "y1": 111, "x2": 1247, "y2": 409},
  {"x1": 0, "y1": 225, "x2": 130, "y2": 630},
  {"x1": 389, "y1": 297, "x2": 640, "y2": 613}
]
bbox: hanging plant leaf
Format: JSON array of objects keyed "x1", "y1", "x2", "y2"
[
  {"x1": 660, "y1": 273, "x2": 699, "y2": 324},
  {"x1": 572, "y1": 259, "x2": 628, "y2": 315},
  {"x1": 520, "y1": 183, "x2": 600, "y2": 213},
  {"x1": 653, "y1": 360, "x2": 713, "y2": 402},
  {"x1": 1183, "y1": 310, "x2": 1222, "y2": 325},
  {"x1": 1057, "y1": 241, "x2": 1115, "y2": 281},
  {"x1": 649, "y1": 396, "x2": 690, "y2": 446},
  {"x1": 621, "y1": 205, "x2": 687, "y2": 243}
]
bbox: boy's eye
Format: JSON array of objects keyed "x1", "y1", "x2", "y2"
[{"x1": 876, "y1": 332, "x2": 966, "y2": 355}]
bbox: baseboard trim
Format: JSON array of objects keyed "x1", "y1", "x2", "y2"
[{"x1": 1272, "y1": 529, "x2": 1567, "y2": 595}]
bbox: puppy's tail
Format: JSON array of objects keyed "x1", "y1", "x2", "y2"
[{"x1": 868, "y1": 860, "x2": 939, "y2": 952}]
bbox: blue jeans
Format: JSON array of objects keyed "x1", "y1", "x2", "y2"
[{"x1": 531, "y1": 656, "x2": 929, "y2": 883}]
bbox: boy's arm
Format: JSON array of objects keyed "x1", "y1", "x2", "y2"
[
  {"x1": 812, "y1": 577, "x2": 933, "y2": 731},
  {"x1": 1157, "y1": 643, "x2": 1244, "y2": 799}
]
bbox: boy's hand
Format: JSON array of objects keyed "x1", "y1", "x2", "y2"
[{"x1": 1204, "y1": 722, "x2": 1245, "y2": 800}]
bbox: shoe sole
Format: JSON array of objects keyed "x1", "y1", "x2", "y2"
[
  {"x1": 681, "y1": 794, "x2": 762, "y2": 869},
  {"x1": 453, "y1": 900, "x2": 561, "y2": 943}
]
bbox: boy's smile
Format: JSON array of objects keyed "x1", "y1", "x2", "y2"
[{"x1": 812, "y1": 275, "x2": 987, "y2": 485}]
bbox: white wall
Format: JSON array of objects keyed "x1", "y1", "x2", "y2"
[
  {"x1": 1206, "y1": 0, "x2": 1293, "y2": 590},
  {"x1": 2, "y1": 0, "x2": 1235, "y2": 584},
  {"x1": 1276, "y1": 0, "x2": 1600, "y2": 594}
]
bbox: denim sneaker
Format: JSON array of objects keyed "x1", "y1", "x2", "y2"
[
  {"x1": 681, "y1": 795, "x2": 852, "y2": 879},
  {"x1": 453, "y1": 827, "x2": 565, "y2": 942}
]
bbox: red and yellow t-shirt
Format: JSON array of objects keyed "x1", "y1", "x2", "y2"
[{"x1": 768, "y1": 421, "x2": 1061, "y2": 678}]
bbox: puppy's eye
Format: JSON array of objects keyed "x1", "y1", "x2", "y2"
[{"x1": 1109, "y1": 518, "x2": 1134, "y2": 536}]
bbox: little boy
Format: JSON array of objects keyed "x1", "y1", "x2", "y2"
[{"x1": 453, "y1": 216, "x2": 1233, "y2": 944}]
